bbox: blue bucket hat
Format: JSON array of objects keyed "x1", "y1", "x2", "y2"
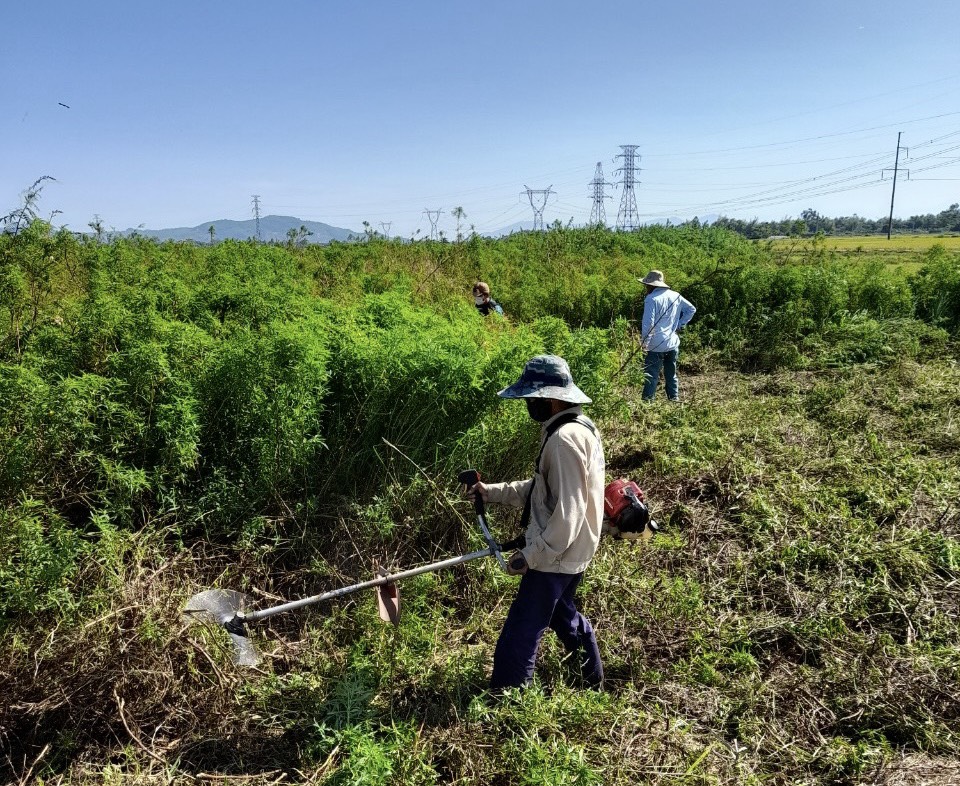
[{"x1": 497, "y1": 355, "x2": 591, "y2": 404}]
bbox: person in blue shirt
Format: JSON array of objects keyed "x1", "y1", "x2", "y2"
[
  {"x1": 639, "y1": 270, "x2": 696, "y2": 401},
  {"x1": 473, "y1": 281, "x2": 504, "y2": 317}
]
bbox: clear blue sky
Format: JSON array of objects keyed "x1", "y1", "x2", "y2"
[{"x1": 4, "y1": 0, "x2": 959, "y2": 237}]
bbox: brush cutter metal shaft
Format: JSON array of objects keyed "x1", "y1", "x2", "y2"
[
  {"x1": 240, "y1": 547, "x2": 493, "y2": 623},
  {"x1": 475, "y1": 509, "x2": 509, "y2": 572}
]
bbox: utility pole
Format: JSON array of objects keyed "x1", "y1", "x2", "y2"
[
  {"x1": 423, "y1": 209, "x2": 443, "y2": 240},
  {"x1": 588, "y1": 162, "x2": 612, "y2": 226},
  {"x1": 521, "y1": 185, "x2": 554, "y2": 232},
  {"x1": 379, "y1": 221, "x2": 392, "y2": 240},
  {"x1": 251, "y1": 195, "x2": 262, "y2": 241},
  {"x1": 614, "y1": 145, "x2": 642, "y2": 231},
  {"x1": 882, "y1": 133, "x2": 909, "y2": 240}
]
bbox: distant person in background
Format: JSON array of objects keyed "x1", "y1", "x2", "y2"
[
  {"x1": 473, "y1": 281, "x2": 504, "y2": 317},
  {"x1": 639, "y1": 270, "x2": 696, "y2": 402}
]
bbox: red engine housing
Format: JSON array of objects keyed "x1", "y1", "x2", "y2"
[{"x1": 604, "y1": 479, "x2": 645, "y2": 520}]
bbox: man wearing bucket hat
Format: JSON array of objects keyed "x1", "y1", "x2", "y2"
[
  {"x1": 639, "y1": 270, "x2": 696, "y2": 401},
  {"x1": 465, "y1": 355, "x2": 606, "y2": 690}
]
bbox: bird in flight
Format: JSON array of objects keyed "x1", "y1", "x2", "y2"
[{"x1": 58, "y1": 102, "x2": 70, "y2": 108}]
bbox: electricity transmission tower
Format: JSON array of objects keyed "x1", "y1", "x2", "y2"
[
  {"x1": 379, "y1": 221, "x2": 392, "y2": 239},
  {"x1": 423, "y1": 209, "x2": 443, "y2": 240},
  {"x1": 588, "y1": 162, "x2": 612, "y2": 226},
  {"x1": 521, "y1": 185, "x2": 554, "y2": 232},
  {"x1": 882, "y1": 132, "x2": 909, "y2": 240},
  {"x1": 614, "y1": 145, "x2": 642, "y2": 231},
  {"x1": 251, "y1": 195, "x2": 262, "y2": 241}
]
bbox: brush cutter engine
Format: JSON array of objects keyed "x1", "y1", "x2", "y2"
[{"x1": 603, "y1": 479, "x2": 657, "y2": 541}]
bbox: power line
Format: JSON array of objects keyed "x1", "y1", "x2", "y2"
[
  {"x1": 903, "y1": 157, "x2": 960, "y2": 176},
  {"x1": 635, "y1": 74, "x2": 960, "y2": 151},
  {"x1": 905, "y1": 142, "x2": 960, "y2": 163},
  {"x1": 472, "y1": 203, "x2": 529, "y2": 233},
  {"x1": 471, "y1": 202, "x2": 533, "y2": 234},
  {"x1": 639, "y1": 178, "x2": 888, "y2": 220},
  {"x1": 908, "y1": 128, "x2": 960, "y2": 149},
  {"x1": 642, "y1": 111, "x2": 960, "y2": 158},
  {"x1": 653, "y1": 148, "x2": 895, "y2": 216},
  {"x1": 650, "y1": 150, "x2": 891, "y2": 173},
  {"x1": 641, "y1": 141, "x2": 960, "y2": 212}
]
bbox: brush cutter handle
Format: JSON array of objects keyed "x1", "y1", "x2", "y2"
[
  {"x1": 457, "y1": 468, "x2": 484, "y2": 515},
  {"x1": 458, "y1": 468, "x2": 510, "y2": 572}
]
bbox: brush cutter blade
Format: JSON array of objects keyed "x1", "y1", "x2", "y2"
[
  {"x1": 228, "y1": 632, "x2": 261, "y2": 667},
  {"x1": 183, "y1": 589, "x2": 261, "y2": 666},
  {"x1": 184, "y1": 589, "x2": 250, "y2": 621},
  {"x1": 376, "y1": 580, "x2": 400, "y2": 626}
]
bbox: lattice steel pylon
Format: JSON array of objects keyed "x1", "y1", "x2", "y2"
[
  {"x1": 521, "y1": 185, "x2": 554, "y2": 232},
  {"x1": 588, "y1": 162, "x2": 612, "y2": 226},
  {"x1": 251, "y1": 195, "x2": 262, "y2": 241},
  {"x1": 613, "y1": 145, "x2": 642, "y2": 231},
  {"x1": 423, "y1": 208, "x2": 443, "y2": 240}
]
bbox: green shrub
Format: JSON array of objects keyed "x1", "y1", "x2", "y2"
[
  {"x1": 319, "y1": 290, "x2": 541, "y2": 496},
  {"x1": 0, "y1": 364, "x2": 48, "y2": 496},
  {"x1": 804, "y1": 314, "x2": 950, "y2": 367},
  {"x1": 911, "y1": 245, "x2": 960, "y2": 334},
  {"x1": 0, "y1": 499, "x2": 85, "y2": 620},
  {"x1": 194, "y1": 316, "x2": 330, "y2": 525}
]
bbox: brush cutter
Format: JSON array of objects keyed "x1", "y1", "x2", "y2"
[
  {"x1": 184, "y1": 471, "x2": 655, "y2": 666},
  {"x1": 184, "y1": 468, "x2": 506, "y2": 666}
]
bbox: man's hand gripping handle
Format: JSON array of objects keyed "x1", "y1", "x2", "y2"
[{"x1": 458, "y1": 469, "x2": 511, "y2": 572}]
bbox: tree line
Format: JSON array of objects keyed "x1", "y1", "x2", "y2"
[{"x1": 697, "y1": 203, "x2": 960, "y2": 239}]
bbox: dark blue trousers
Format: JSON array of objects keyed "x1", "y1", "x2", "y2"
[{"x1": 490, "y1": 569, "x2": 603, "y2": 690}]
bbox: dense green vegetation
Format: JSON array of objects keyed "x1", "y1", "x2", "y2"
[{"x1": 1, "y1": 217, "x2": 959, "y2": 784}]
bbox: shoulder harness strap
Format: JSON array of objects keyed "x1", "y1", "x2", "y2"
[
  {"x1": 533, "y1": 412, "x2": 597, "y2": 473},
  {"x1": 520, "y1": 412, "x2": 598, "y2": 530}
]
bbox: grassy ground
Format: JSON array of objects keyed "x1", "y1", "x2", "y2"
[{"x1": 5, "y1": 347, "x2": 959, "y2": 785}]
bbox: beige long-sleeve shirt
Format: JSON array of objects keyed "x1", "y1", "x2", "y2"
[{"x1": 484, "y1": 407, "x2": 605, "y2": 574}]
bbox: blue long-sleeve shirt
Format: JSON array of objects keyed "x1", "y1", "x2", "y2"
[{"x1": 641, "y1": 288, "x2": 696, "y2": 353}]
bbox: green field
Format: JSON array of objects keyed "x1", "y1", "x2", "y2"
[
  {"x1": 765, "y1": 233, "x2": 960, "y2": 274},
  {"x1": 823, "y1": 233, "x2": 960, "y2": 251},
  {"x1": 768, "y1": 233, "x2": 960, "y2": 252},
  {"x1": 2, "y1": 222, "x2": 959, "y2": 784}
]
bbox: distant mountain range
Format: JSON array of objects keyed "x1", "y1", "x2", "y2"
[
  {"x1": 126, "y1": 215, "x2": 357, "y2": 244},
  {"x1": 487, "y1": 221, "x2": 534, "y2": 237},
  {"x1": 121, "y1": 213, "x2": 722, "y2": 244}
]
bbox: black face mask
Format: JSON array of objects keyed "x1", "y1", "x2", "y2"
[{"x1": 525, "y1": 398, "x2": 554, "y2": 423}]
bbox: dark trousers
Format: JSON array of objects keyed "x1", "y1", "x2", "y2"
[{"x1": 490, "y1": 569, "x2": 603, "y2": 690}]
